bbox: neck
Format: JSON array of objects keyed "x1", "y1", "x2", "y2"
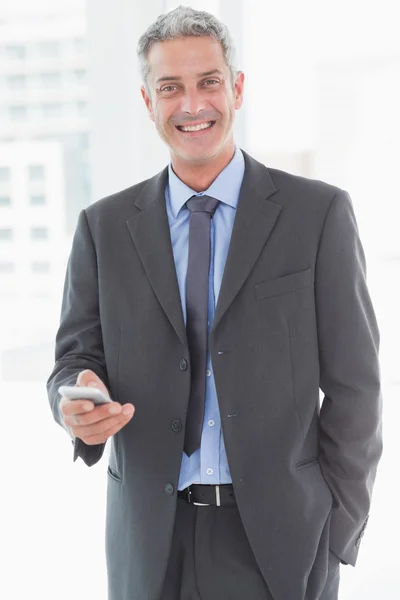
[{"x1": 170, "y1": 141, "x2": 235, "y2": 192}]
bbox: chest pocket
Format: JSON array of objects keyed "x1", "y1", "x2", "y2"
[{"x1": 255, "y1": 267, "x2": 313, "y2": 300}]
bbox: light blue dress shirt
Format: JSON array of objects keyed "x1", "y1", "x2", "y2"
[{"x1": 164, "y1": 146, "x2": 246, "y2": 490}]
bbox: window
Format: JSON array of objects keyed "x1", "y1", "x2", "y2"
[
  {"x1": 0, "y1": 196, "x2": 11, "y2": 206},
  {"x1": 31, "y1": 227, "x2": 48, "y2": 240},
  {"x1": 42, "y1": 103, "x2": 62, "y2": 118},
  {"x1": 5, "y1": 45, "x2": 26, "y2": 59},
  {"x1": 0, "y1": 262, "x2": 15, "y2": 273},
  {"x1": 74, "y1": 69, "x2": 87, "y2": 84},
  {"x1": 7, "y1": 75, "x2": 27, "y2": 89},
  {"x1": 0, "y1": 167, "x2": 10, "y2": 182},
  {"x1": 40, "y1": 72, "x2": 61, "y2": 87},
  {"x1": 39, "y1": 40, "x2": 60, "y2": 58},
  {"x1": 9, "y1": 106, "x2": 27, "y2": 120},
  {"x1": 28, "y1": 165, "x2": 45, "y2": 181},
  {"x1": 32, "y1": 261, "x2": 50, "y2": 273},
  {"x1": 74, "y1": 38, "x2": 86, "y2": 54},
  {"x1": 79, "y1": 132, "x2": 89, "y2": 149},
  {"x1": 0, "y1": 228, "x2": 13, "y2": 240},
  {"x1": 77, "y1": 101, "x2": 87, "y2": 116},
  {"x1": 30, "y1": 195, "x2": 46, "y2": 206}
]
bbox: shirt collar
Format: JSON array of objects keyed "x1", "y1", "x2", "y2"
[{"x1": 167, "y1": 145, "x2": 245, "y2": 219}]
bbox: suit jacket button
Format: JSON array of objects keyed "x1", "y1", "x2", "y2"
[
  {"x1": 179, "y1": 359, "x2": 188, "y2": 371},
  {"x1": 355, "y1": 538, "x2": 361, "y2": 547},
  {"x1": 172, "y1": 419, "x2": 182, "y2": 432},
  {"x1": 164, "y1": 483, "x2": 174, "y2": 496}
]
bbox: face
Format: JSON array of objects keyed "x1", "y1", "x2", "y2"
[{"x1": 141, "y1": 36, "x2": 244, "y2": 165}]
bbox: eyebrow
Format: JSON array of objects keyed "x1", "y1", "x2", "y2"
[{"x1": 155, "y1": 69, "x2": 223, "y2": 84}]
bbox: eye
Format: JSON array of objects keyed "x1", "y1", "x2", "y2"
[
  {"x1": 203, "y1": 79, "x2": 219, "y2": 86},
  {"x1": 160, "y1": 85, "x2": 177, "y2": 93}
]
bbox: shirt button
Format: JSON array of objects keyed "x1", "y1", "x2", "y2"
[
  {"x1": 206, "y1": 369, "x2": 211, "y2": 376},
  {"x1": 206, "y1": 468, "x2": 213, "y2": 475},
  {"x1": 208, "y1": 420, "x2": 215, "y2": 427}
]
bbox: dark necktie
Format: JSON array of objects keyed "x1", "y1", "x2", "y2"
[{"x1": 184, "y1": 194, "x2": 220, "y2": 457}]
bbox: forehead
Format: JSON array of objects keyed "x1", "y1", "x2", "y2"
[{"x1": 147, "y1": 36, "x2": 227, "y2": 80}]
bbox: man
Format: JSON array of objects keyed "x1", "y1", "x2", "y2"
[{"x1": 47, "y1": 6, "x2": 383, "y2": 600}]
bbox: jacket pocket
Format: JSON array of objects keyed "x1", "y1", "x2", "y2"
[
  {"x1": 107, "y1": 465, "x2": 122, "y2": 483},
  {"x1": 295, "y1": 456, "x2": 319, "y2": 470},
  {"x1": 255, "y1": 267, "x2": 313, "y2": 300}
]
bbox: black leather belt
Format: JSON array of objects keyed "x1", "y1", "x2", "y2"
[{"x1": 178, "y1": 484, "x2": 236, "y2": 506}]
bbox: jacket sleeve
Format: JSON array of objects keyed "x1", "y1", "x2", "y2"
[
  {"x1": 46, "y1": 209, "x2": 107, "y2": 467},
  {"x1": 314, "y1": 190, "x2": 383, "y2": 566}
]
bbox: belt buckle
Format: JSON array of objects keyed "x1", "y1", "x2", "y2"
[{"x1": 189, "y1": 485, "x2": 220, "y2": 507}]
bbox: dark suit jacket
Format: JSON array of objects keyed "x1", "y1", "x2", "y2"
[{"x1": 47, "y1": 150, "x2": 383, "y2": 600}]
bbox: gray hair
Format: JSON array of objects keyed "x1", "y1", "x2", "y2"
[{"x1": 137, "y1": 5, "x2": 238, "y2": 92}]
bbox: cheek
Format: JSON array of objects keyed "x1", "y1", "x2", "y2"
[
  {"x1": 154, "y1": 110, "x2": 166, "y2": 128},
  {"x1": 156, "y1": 106, "x2": 174, "y2": 129},
  {"x1": 220, "y1": 94, "x2": 235, "y2": 116}
]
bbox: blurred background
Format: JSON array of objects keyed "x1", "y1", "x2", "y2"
[{"x1": 0, "y1": 0, "x2": 398, "y2": 598}]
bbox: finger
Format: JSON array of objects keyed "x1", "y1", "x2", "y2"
[
  {"x1": 60, "y1": 397, "x2": 95, "y2": 416},
  {"x1": 70, "y1": 404, "x2": 134, "y2": 433},
  {"x1": 71, "y1": 409, "x2": 133, "y2": 438},
  {"x1": 63, "y1": 402, "x2": 126, "y2": 426},
  {"x1": 78, "y1": 409, "x2": 135, "y2": 445}
]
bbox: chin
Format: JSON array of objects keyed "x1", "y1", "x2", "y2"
[
  {"x1": 177, "y1": 142, "x2": 224, "y2": 163},
  {"x1": 183, "y1": 150, "x2": 216, "y2": 162}
]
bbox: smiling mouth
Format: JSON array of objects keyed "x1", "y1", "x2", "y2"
[{"x1": 176, "y1": 121, "x2": 216, "y2": 133}]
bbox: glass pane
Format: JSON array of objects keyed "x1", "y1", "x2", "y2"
[
  {"x1": 28, "y1": 165, "x2": 45, "y2": 181},
  {"x1": 7, "y1": 75, "x2": 27, "y2": 89},
  {"x1": 0, "y1": 228, "x2": 13, "y2": 240},
  {"x1": 31, "y1": 261, "x2": 51, "y2": 273},
  {"x1": 5, "y1": 45, "x2": 26, "y2": 59},
  {"x1": 38, "y1": 40, "x2": 60, "y2": 57},
  {"x1": 40, "y1": 72, "x2": 61, "y2": 87},
  {"x1": 0, "y1": 167, "x2": 11, "y2": 181},
  {"x1": 42, "y1": 103, "x2": 63, "y2": 118},
  {"x1": 9, "y1": 106, "x2": 27, "y2": 120},
  {"x1": 30, "y1": 227, "x2": 48, "y2": 240},
  {"x1": 30, "y1": 195, "x2": 46, "y2": 205},
  {"x1": 0, "y1": 262, "x2": 15, "y2": 273}
]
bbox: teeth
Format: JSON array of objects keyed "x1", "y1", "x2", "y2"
[{"x1": 179, "y1": 122, "x2": 213, "y2": 132}]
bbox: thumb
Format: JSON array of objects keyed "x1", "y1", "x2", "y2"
[
  {"x1": 76, "y1": 369, "x2": 110, "y2": 398},
  {"x1": 76, "y1": 369, "x2": 101, "y2": 387}
]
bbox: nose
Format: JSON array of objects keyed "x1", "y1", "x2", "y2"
[{"x1": 180, "y1": 88, "x2": 206, "y2": 117}]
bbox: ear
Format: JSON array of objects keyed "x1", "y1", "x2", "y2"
[
  {"x1": 233, "y1": 71, "x2": 245, "y2": 110},
  {"x1": 141, "y1": 86, "x2": 155, "y2": 122}
]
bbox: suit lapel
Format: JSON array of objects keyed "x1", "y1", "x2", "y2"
[
  {"x1": 126, "y1": 167, "x2": 189, "y2": 348},
  {"x1": 212, "y1": 150, "x2": 282, "y2": 333},
  {"x1": 126, "y1": 150, "x2": 282, "y2": 347}
]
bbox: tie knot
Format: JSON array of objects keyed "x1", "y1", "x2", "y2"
[{"x1": 186, "y1": 194, "x2": 220, "y2": 217}]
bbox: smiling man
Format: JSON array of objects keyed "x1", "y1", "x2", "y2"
[
  {"x1": 47, "y1": 5, "x2": 383, "y2": 600},
  {"x1": 140, "y1": 33, "x2": 244, "y2": 191}
]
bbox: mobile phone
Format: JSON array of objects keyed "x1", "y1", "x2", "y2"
[{"x1": 58, "y1": 385, "x2": 112, "y2": 405}]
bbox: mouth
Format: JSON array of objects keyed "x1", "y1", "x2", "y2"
[{"x1": 175, "y1": 121, "x2": 216, "y2": 136}]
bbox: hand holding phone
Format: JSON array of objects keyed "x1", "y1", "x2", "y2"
[{"x1": 58, "y1": 370, "x2": 135, "y2": 445}]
